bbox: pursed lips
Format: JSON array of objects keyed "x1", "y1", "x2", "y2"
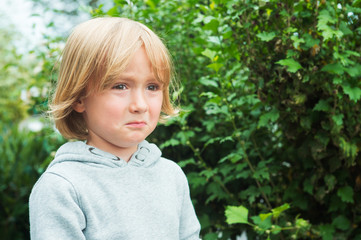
[{"x1": 126, "y1": 121, "x2": 147, "y2": 127}]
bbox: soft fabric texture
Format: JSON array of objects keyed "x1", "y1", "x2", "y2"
[{"x1": 29, "y1": 140, "x2": 201, "y2": 240}]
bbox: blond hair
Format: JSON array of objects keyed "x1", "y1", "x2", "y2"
[{"x1": 50, "y1": 17, "x2": 177, "y2": 140}]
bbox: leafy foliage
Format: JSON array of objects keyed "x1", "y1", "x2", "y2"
[
  {"x1": 92, "y1": 0, "x2": 361, "y2": 239},
  {"x1": 0, "y1": 124, "x2": 65, "y2": 239}
]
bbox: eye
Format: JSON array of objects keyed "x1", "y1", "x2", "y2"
[
  {"x1": 147, "y1": 84, "x2": 161, "y2": 91},
  {"x1": 112, "y1": 83, "x2": 127, "y2": 90}
]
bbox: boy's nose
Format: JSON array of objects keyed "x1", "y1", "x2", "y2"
[{"x1": 129, "y1": 90, "x2": 148, "y2": 113}]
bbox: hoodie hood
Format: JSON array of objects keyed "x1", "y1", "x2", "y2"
[{"x1": 48, "y1": 140, "x2": 162, "y2": 169}]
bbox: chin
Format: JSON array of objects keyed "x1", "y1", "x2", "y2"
[{"x1": 124, "y1": 137, "x2": 146, "y2": 146}]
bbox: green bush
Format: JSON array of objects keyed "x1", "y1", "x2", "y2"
[
  {"x1": 0, "y1": 14, "x2": 65, "y2": 240},
  {"x1": 0, "y1": 124, "x2": 65, "y2": 240},
  {"x1": 92, "y1": 0, "x2": 361, "y2": 239}
]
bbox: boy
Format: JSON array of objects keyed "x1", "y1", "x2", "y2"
[{"x1": 29, "y1": 17, "x2": 201, "y2": 240}]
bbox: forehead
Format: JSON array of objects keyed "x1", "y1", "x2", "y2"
[
  {"x1": 112, "y1": 47, "x2": 159, "y2": 82},
  {"x1": 121, "y1": 47, "x2": 152, "y2": 73}
]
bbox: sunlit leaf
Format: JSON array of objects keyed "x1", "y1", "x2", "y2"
[
  {"x1": 276, "y1": 58, "x2": 302, "y2": 73},
  {"x1": 341, "y1": 84, "x2": 361, "y2": 102},
  {"x1": 322, "y1": 63, "x2": 344, "y2": 75},
  {"x1": 225, "y1": 206, "x2": 249, "y2": 224},
  {"x1": 272, "y1": 203, "x2": 290, "y2": 219},
  {"x1": 202, "y1": 49, "x2": 217, "y2": 61},
  {"x1": 259, "y1": 212, "x2": 272, "y2": 221},
  {"x1": 256, "y1": 31, "x2": 276, "y2": 42}
]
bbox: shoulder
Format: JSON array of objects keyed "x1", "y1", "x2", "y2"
[
  {"x1": 30, "y1": 157, "x2": 85, "y2": 202},
  {"x1": 155, "y1": 157, "x2": 189, "y2": 185},
  {"x1": 158, "y1": 157, "x2": 184, "y2": 173},
  {"x1": 30, "y1": 171, "x2": 78, "y2": 197},
  {"x1": 29, "y1": 171, "x2": 82, "y2": 214}
]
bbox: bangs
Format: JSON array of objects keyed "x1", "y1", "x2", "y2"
[
  {"x1": 142, "y1": 32, "x2": 173, "y2": 86},
  {"x1": 88, "y1": 19, "x2": 173, "y2": 94}
]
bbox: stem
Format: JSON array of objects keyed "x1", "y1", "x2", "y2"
[
  {"x1": 187, "y1": 141, "x2": 240, "y2": 204},
  {"x1": 217, "y1": 71, "x2": 272, "y2": 209},
  {"x1": 251, "y1": 136, "x2": 277, "y2": 190},
  {"x1": 238, "y1": 138, "x2": 273, "y2": 210},
  {"x1": 216, "y1": 59, "x2": 273, "y2": 210}
]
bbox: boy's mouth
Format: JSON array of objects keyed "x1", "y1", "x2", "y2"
[{"x1": 126, "y1": 121, "x2": 146, "y2": 127}]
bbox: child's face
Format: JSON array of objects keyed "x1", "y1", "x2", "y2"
[{"x1": 74, "y1": 46, "x2": 163, "y2": 159}]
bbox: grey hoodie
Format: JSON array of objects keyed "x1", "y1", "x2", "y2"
[{"x1": 29, "y1": 140, "x2": 201, "y2": 240}]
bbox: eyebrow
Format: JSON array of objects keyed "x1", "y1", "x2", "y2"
[{"x1": 117, "y1": 73, "x2": 159, "y2": 83}]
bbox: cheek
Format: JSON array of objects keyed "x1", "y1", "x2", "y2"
[
  {"x1": 149, "y1": 96, "x2": 163, "y2": 116},
  {"x1": 91, "y1": 100, "x2": 125, "y2": 121}
]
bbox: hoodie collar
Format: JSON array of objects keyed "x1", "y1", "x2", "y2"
[{"x1": 48, "y1": 140, "x2": 161, "y2": 169}]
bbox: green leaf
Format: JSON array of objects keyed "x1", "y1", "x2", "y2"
[
  {"x1": 341, "y1": 84, "x2": 361, "y2": 102},
  {"x1": 303, "y1": 178, "x2": 313, "y2": 194},
  {"x1": 200, "y1": 91, "x2": 219, "y2": 99},
  {"x1": 317, "y1": 10, "x2": 343, "y2": 40},
  {"x1": 187, "y1": 173, "x2": 207, "y2": 188},
  {"x1": 256, "y1": 31, "x2": 276, "y2": 42},
  {"x1": 321, "y1": 63, "x2": 344, "y2": 75},
  {"x1": 271, "y1": 225, "x2": 282, "y2": 234},
  {"x1": 259, "y1": 212, "x2": 272, "y2": 221},
  {"x1": 339, "y1": 137, "x2": 358, "y2": 160},
  {"x1": 106, "y1": 6, "x2": 119, "y2": 16},
  {"x1": 345, "y1": 64, "x2": 361, "y2": 77},
  {"x1": 318, "y1": 10, "x2": 336, "y2": 25},
  {"x1": 291, "y1": 35, "x2": 305, "y2": 49},
  {"x1": 303, "y1": 33, "x2": 320, "y2": 49},
  {"x1": 177, "y1": 158, "x2": 196, "y2": 168},
  {"x1": 199, "y1": 77, "x2": 219, "y2": 88},
  {"x1": 332, "y1": 215, "x2": 351, "y2": 231},
  {"x1": 276, "y1": 58, "x2": 302, "y2": 73},
  {"x1": 254, "y1": 166, "x2": 270, "y2": 180},
  {"x1": 207, "y1": 63, "x2": 224, "y2": 72},
  {"x1": 251, "y1": 215, "x2": 273, "y2": 230},
  {"x1": 324, "y1": 174, "x2": 337, "y2": 192},
  {"x1": 294, "y1": 94, "x2": 307, "y2": 105},
  {"x1": 296, "y1": 218, "x2": 310, "y2": 230},
  {"x1": 203, "y1": 17, "x2": 219, "y2": 32},
  {"x1": 225, "y1": 205, "x2": 249, "y2": 224},
  {"x1": 353, "y1": 0, "x2": 361, "y2": 7},
  {"x1": 313, "y1": 99, "x2": 331, "y2": 112},
  {"x1": 337, "y1": 186, "x2": 354, "y2": 203},
  {"x1": 200, "y1": 168, "x2": 218, "y2": 179},
  {"x1": 339, "y1": 21, "x2": 353, "y2": 35},
  {"x1": 160, "y1": 138, "x2": 180, "y2": 148},
  {"x1": 332, "y1": 114, "x2": 344, "y2": 126},
  {"x1": 202, "y1": 49, "x2": 217, "y2": 61},
  {"x1": 203, "y1": 233, "x2": 218, "y2": 240},
  {"x1": 319, "y1": 224, "x2": 335, "y2": 240},
  {"x1": 208, "y1": 36, "x2": 222, "y2": 45},
  {"x1": 145, "y1": 0, "x2": 156, "y2": 9},
  {"x1": 258, "y1": 108, "x2": 279, "y2": 128},
  {"x1": 272, "y1": 203, "x2": 290, "y2": 219}
]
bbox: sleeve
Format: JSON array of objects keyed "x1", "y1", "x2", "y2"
[
  {"x1": 29, "y1": 172, "x2": 86, "y2": 240},
  {"x1": 178, "y1": 170, "x2": 201, "y2": 240}
]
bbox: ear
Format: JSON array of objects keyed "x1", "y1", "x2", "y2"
[{"x1": 73, "y1": 99, "x2": 86, "y2": 113}]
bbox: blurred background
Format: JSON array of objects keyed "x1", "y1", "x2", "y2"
[{"x1": 1, "y1": 0, "x2": 361, "y2": 239}]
